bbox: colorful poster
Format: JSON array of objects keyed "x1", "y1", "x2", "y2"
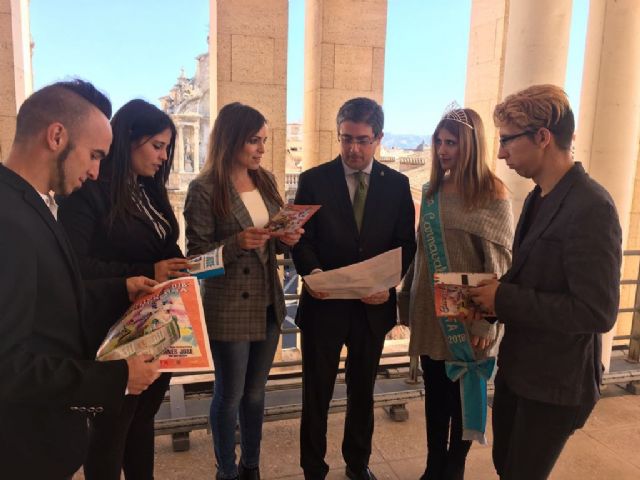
[
  {"x1": 433, "y1": 272, "x2": 497, "y2": 317},
  {"x1": 96, "y1": 277, "x2": 213, "y2": 372},
  {"x1": 187, "y1": 245, "x2": 225, "y2": 280},
  {"x1": 264, "y1": 204, "x2": 321, "y2": 234}
]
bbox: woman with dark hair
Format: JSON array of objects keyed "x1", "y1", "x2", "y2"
[
  {"x1": 184, "y1": 102, "x2": 301, "y2": 480},
  {"x1": 59, "y1": 99, "x2": 190, "y2": 480},
  {"x1": 400, "y1": 107, "x2": 513, "y2": 480}
]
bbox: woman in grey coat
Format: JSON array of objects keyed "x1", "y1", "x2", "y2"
[
  {"x1": 400, "y1": 107, "x2": 513, "y2": 480},
  {"x1": 184, "y1": 103, "x2": 301, "y2": 480}
]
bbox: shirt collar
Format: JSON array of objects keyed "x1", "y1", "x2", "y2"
[
  {"x1": 341, "y1": 157, "x2": 374, "y2": 176},
  {"x1": 38, "y1": 191, "x2": 58, "y2": 220}
]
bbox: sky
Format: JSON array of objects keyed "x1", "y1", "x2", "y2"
[{"x1": 30, "y1": 0, "x2": 589, "y2": 137}]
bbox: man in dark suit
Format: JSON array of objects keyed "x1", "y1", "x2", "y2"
[
  {"x1": 471, "y1": 84, "x2": 622, "y2": 480},
  {"x1": 292, "y1": 97, "x2": 416, "y2": 480},
  {"x1": 0, "y1": 80, "x2": 161, "y2": 479}
]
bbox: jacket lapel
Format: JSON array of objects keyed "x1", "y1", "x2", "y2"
[
  {"x1": 23, "y1": 190, "x2": 84, "y2": 295},
  {"x1": 504, "y1": 163, "x2": 583, "y2": 281},
  {"x1": 230, "y1": 184, "x2": 255, "y2": 230},
  {"x1": 263, "y1": 192, "x2": 280, "y2": 219},
  {"x1": 359, "y1": 159, "x2": 384, "y2": 239},
  {"x1": 0, "y1": 165, "x2": 85, "y2": 313},
  {"x1": 329, "y1": 157, "x2": 360, "y2": 238},
  {"x1": 263, "y1": 193, "x2": 281, "y2": 260},
  {"x1": 513, "y1": 188, "x2": 537, "y2": 254}
]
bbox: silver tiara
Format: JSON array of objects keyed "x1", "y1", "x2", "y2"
[{"x1": 441, "y1": 101, "x2": 474, "y2": 130}]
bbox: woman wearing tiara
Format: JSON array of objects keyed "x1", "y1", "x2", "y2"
[{"x1": 400, "y1": 106, "x2": 513, "y2": 480}]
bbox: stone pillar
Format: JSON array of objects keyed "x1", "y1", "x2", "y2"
[
  {"x1": 0, "y1": 0, "x2": 32, "y2": 162},
  {"x1": 176, "y1": 125, "x2": 185, "y2": 173},
  {"x1": 209, "y1": 0, "x2": 288, "y2": 193},
  {"x1": 302, "y1": 0, "x2": 387, "y2": 170},
  {"x1": 464, "y1": 0, "x2": 509, "y2": 171},
  {"x1": 194, "y1": 120, "x2": 201, "y2": 174},
  {"x1": 576, "y1": 0, "x2": 640, "y2": 370},
  {"x1": 495, "y1": 0, "x2": 573, "y2": 218}
]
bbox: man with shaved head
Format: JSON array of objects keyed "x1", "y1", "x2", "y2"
[{"x1": 0, "y1": 79, "x2": 160, "y2": 479}]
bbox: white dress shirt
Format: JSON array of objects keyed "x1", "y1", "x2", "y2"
[
  {"x1": 38, "y1": 191, "x2": 58, "y2": 220},
  {"x1": 341, "y1": 158, "x2": 373, "y2": 203}
]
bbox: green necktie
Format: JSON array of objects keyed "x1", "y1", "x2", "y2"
[{"x1": 352, "y1": 171, "x2": 368, "y2": 231}]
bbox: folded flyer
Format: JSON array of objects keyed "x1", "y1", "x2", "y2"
[
  {"x1": 302, "y1": 247, "x2": 401, "y2": 299},
  {"x1": 96, "y1": 277, "x2": 213, "y2": 372},
  {"x1": 264, "y1": 204, "x2": 321, "y2": 235},
  {"x1": 187, "y1": 245, "x2": 224, "y2": 279},
  {"x1": 433, "y1": 272, "x2": 497, "y2": 317}
]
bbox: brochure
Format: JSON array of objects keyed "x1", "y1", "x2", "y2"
[
  {"x1": 264, "y1": 204, "x2": 321, "y2": 235},
  {"x1": 96, "y1": 277, "x2": 214, "y2": 372},
  {"x1": 302, "y1": 247, "x2": 402, "y2": 299},
  {"x1": 187, "y1": 245, "x2": 224, "y2": 279},
  {"x1": 433, "y1": 272, "x2": 497, "y2": 317}
]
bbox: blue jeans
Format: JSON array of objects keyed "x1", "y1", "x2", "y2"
[{"x1": 210, "y1": 306, "x2": 280, "y2": 479}]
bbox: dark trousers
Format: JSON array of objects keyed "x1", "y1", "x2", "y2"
[
  {"x1": 83, "y1": 372, "x2": 171, "y2": 480},
  {"x1": 492, "y1": 375, "x2": 595, "y2": 480},
  {"x1": 420, "y1": 356, "x2": 471, "y2": 480},
  {"x1": 300, "y1": 302, "x2": 386, "y2": 479}
]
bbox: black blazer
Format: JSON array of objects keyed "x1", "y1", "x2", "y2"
[
  {"x1": 292, "y1": 157, "x2": 416, "y2": 338},
  {"x1": 58, "y1": 179, "x2": 184, "y2": 350},
  {"x1": 495, "y1": 163, "x2": 622, "y2": 406},
  {"x1": 58, "y1": 178, "x2": 183, "y2": 280},
  {"x1": 0, "y1": 165, "x2": 129, "y2": 479}
]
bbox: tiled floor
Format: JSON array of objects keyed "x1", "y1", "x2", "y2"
[{"x1": 73, "y1": 384, "x2": 640, "y2": 479}]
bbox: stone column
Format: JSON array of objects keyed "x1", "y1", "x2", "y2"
[
  {"x1": 464, "y1": 0, "x2": 509, "y2": 171},
  {"x1": 302, "y1": 0, "x2": 387, "y2": 170},
  {"x1": 176, "y1": 125, "x2": 185, "y2": 174},
  {"x1": 209, "y1": 0, "x2": 288, "y2": 193},
  {"x1": 194, "y1": 119, "x2": 201, "y2": 173},
  {"x1": 576, "y1": 0, "x2": 640, "y2": 370},
  {"x1": 0, "y1": 0, "x2": 32, "y2": 162},
  {"x1": 495, "y1": 0, "x2": 573, "y2": 219}
]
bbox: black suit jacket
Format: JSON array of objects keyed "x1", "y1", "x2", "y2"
[
  {"x1": 495, "y1": 163, "x2": 622, "y2": 406},
  {"x1": 58, "y1": 179, "x2": 183, "y2": 350},
  {"x1": 58, "y1": 179, "x2": 183, "y2": 277},
  {"x1": 0, "y1": 165, "x2": 129, "y2": 479},
  {"x1": 292, "y1": 157, "x2": 416, "y2": 338}
]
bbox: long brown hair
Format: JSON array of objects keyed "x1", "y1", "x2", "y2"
[
  {"x1": 426, "y1": 108, "x2": 504, "y2": 209},
  {"x1": 198, "y1": 102, "x2": 283, "y2": 218}
]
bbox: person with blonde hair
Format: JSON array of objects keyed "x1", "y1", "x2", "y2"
[
  {"x1": 184, "y1": 102, "x2": 302, "y2": 480},
  {"x1": 401, "y1": 105, "x2": 513, "y2": 480},
  {"x1": 471, "y1": 84, "x2": 622, "y2": 479}
]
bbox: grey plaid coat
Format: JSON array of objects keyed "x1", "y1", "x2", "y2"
[{"x1": 184, "y1": 175, "x2": 285, "y2": 341}]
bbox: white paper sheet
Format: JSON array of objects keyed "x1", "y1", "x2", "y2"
[{"x1": 302, "y1": 247, "x2": 402, "y2": 299}]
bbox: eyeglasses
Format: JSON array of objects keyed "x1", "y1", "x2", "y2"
[
  {"x1": 338, "y1": 134, "x2": 376, "y2": 146},
  {"x1": 499, "y1": 130, "x2": 537, "y2": 148}
]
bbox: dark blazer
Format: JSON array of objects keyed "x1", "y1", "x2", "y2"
[
  {"x1": 495, "y1": 162, "x2": 622, "y2": 406},
  {"x1": 292, "y1": 157, "x2": 416, "y2": 338},
  {"x1": 58, "y1": 179, "x2": 183, "y2": 278},
  {"x1": 0, "y1": 165, "x2": 129, "y2": 479},
  {"x1": 58, "y1": 179, "x2": 183, "y2": 350},
  {"x1": 184, "y1": 173, "x2": 286, "y2": 341}
]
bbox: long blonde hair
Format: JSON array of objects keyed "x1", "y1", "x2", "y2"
[{"x1": 426, "y1": 108, "x2": 504, "y2": 209}]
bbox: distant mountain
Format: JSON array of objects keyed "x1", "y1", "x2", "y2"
[{"x1": 382, "y1": 133, "x2": 430, "y2": 150}]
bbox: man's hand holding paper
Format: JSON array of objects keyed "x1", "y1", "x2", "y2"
[{"x1": 302, "y1": 247, "x2": 402, "y2": 300}]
